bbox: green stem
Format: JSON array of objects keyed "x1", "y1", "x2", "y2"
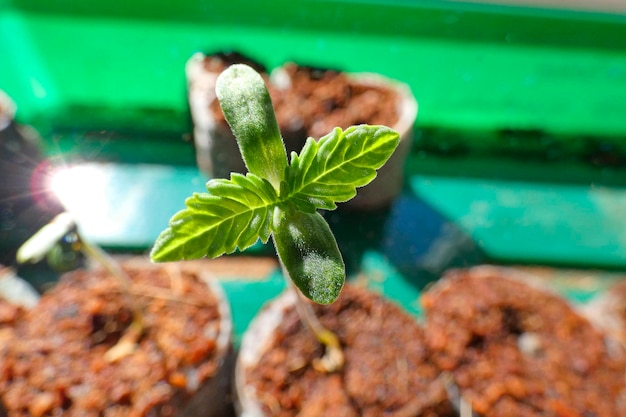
[
  {"x1": 14, "y1": 212, "x2": 145, "y2": 362},
  {"x1": 79, "y1": 239, "x2": 130, "y2": 290},
  {"x1": 282, "y1": 264, "x2": 344, "y2": 373}
]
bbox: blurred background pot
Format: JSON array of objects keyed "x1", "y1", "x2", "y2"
[
  {"x1": 0, "y1": 91, "x2": 64, "y2": 267},
  {"x1": 0, "y1": 258, "x2": 233, "y2": 417},
  {"x1": 186, "y1": 53, "x2": 417, "y2": 210},
  {"x1": 583, "y1": 279, "x2": 626, "y2": 352},
  {"x1": 421, "y1": 265, "x2": 626, "y2": 417}
]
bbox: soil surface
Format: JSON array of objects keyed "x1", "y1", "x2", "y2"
[
  {"x1": 204, "y1": 54, "x2": 400, "y2": 142},
  {"x1": 421, "y1": 267, "x2": 626, "y2": 417},
  {"x1": 586, "y1": 279, "x2": 626, "y2": 350},
  {"x1": 244, "y1": 284, "x2": 454, "y2": 417},
  {"x1": 0, "y1": 298, "x2": 23, "y2": 340},
  {"x1": 0, "y1": 264, "x2": 226, "y2": 417}
]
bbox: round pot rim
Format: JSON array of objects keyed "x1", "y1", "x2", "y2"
[
  {"x1": 0, "y1": 258, "x2": 233, "y2": 417},
  {"x1": 186, "y1": 52, "x2": 418, "y2": 139},
  {"x1": 235, "y1": 288, "x2": 297, "y2": 417},
  {"x1": 0, "y1": 90, "x2": 16, "y2": 131}
]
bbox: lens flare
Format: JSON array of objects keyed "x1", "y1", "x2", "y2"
[
  {"x1": 50, "y1": 165, "x2": 108, "y2": 215},
  {"x1": 47, "y1": 164, "x2": 122, "y2": 240}
]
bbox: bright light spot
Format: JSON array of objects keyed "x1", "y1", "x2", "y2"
[
  {"x1": 50, "y1": 165, "x2": 108, "y2": 214},
  {"x1": 48, "y1": 165, "x2": 120, "y2": 238}
]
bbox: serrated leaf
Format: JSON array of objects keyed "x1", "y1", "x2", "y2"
[
  {"x1": 150, "y1": 173, "x2": 277, "y2": 262},
  {"x1": 286, "y1": 125, "x2": 400, "y2": 210}
]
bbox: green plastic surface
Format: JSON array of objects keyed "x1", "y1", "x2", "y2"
[
  {"x1": 1, "y1": 0, "x2": 626, "y2": 273},
  {"x1": 412, "y1": 176, "x2": 626, "y2": 269},
  {"x1": 2, "y1": 0, "x2": 626, "y2": 139},
  {"x1": 221, "y1": 251, "x2": 425, "y2": 344}
]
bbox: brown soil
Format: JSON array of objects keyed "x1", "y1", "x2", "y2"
[
  {"x1": 0, "y1": 264, "x2": 226, "y2": 417},
  {"x1": 244, "y1": 284, "x2": 454, "y2": 417},
  {"x1": 586, "y1": 279, "x2": 626, "y2": 349},
  {"x1": 0, "y1": 299, "x2": 23, "y2": 330},
  {"x1": 421, "y1": 267, "x2": 626, "y2": 417},
  {"x1": 271, "y1": 64, "x2": 401, "y2": 140},
  {"x1": 204, "y1": 55, "x2": 400, "y2": 142}
]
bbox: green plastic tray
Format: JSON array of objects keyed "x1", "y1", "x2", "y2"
[{"x1": 1, "y1": 0, "x2": 626, "y2": 283}]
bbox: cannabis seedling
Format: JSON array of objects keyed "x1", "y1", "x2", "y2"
[
  {"x1": 151, "y1": 64, "x2": 399, "y2": 369},
  {"x1": 17, "y1": 212, "x2": 144, "y2": 362}
]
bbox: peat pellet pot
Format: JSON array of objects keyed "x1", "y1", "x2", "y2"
[
  {"x1": 421, "y1": 265, "x2": 626, "y2": 417},
  {"x1": 186, "y1": 53, "x2": 418, "y2": 210},
  {"x1": 0, "y1": 259, "x2": 233, "y2": 417},
  {"x1": 235, "y1": 284, "x2": 453, "y2": 417}
]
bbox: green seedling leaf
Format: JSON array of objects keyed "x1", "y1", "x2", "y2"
[
  {"x1": 152, "y1": 63, "x2": 403, "y2": 307},
  {"x1": 216, "y1": 64, "x2": 287, "y2": 190},
  {"x1": 272, "y1": 205, "x2": 345, "y2": 304},
  {"x1": 150, "y1": 173, "x2": 277, "y2": 262},
  {"x1": 286, "y1": 125, "x2": 400, "y2": 210}
]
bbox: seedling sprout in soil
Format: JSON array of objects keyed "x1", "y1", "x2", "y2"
[
  {"x1": 151, "y1": 64, "x2": 400, "y2": 371},
  {"x1": 16, "y1": 212, "x2": 144, "y2": 362}
]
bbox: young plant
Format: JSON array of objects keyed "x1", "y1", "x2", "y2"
[
  {"x1": 17, "y1": 212, "x2": 144, "y2": 362},
  {"x1": 151, "y1": 64, "x2": 400, "y2": 369}
]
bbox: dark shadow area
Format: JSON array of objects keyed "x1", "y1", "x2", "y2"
[
  {"x1": 327, "y1": 185, "x2": 487, "y2": 293},
  {"x1": 0, "y1": 119, "x2": 64, "y2": 269},
  {"x1": 409, "y1": 126, "x2": 626, "y2": 187}
]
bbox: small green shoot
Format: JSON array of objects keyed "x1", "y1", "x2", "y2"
[
  {"x1": 17, "y1": 212, "x2": 144, "y2": 362},
  {"x1": 151, "y1": 64, "x2": 399, "y2": 305}
]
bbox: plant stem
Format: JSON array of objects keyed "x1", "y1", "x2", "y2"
[
  {"x1": 282, "y1": 264, "x2": 344, "y2": 373},
  {"x1": 79, "y1": 238, "x2": 131, "y2": 291},
  {"x1": 14, "y1": 212, "x2": 144, "y2": 362},
  {"x1": 78, "y1": 236, "x2": 145, "y2": 362}
]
